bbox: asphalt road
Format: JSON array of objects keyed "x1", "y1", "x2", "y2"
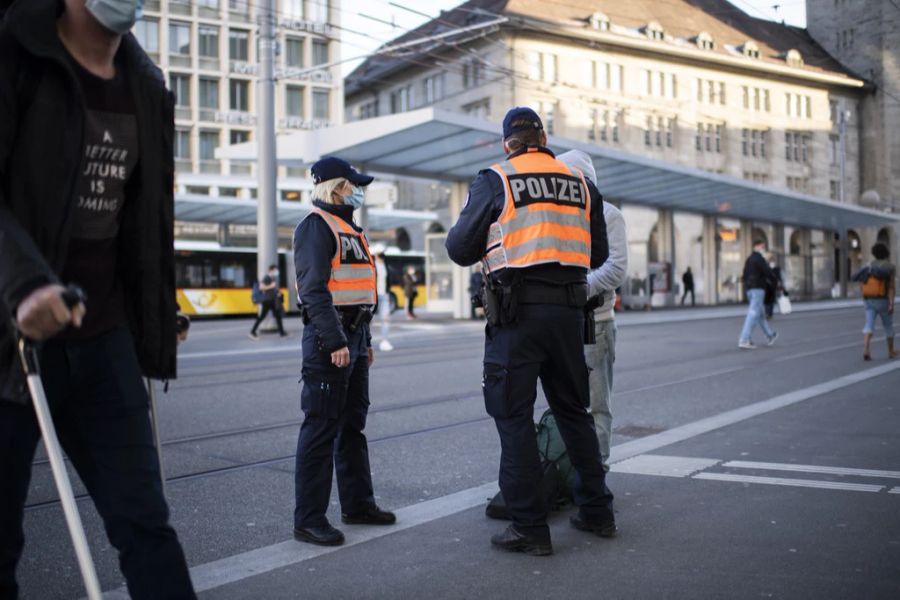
[{"x1": 13, "y1": 302, "x2": 900, "y2": 599}]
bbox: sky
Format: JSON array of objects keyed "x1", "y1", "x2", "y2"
[{"x1": 337, "y1": 0, "x2": 807, "y2": 76}]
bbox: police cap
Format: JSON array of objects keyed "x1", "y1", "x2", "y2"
[
  {"x1": 311, "y1": 156, "x2": 374, "y2": 186},
  {"x1": 502, "y1": 107, "x2": 543, "y2": 139}
]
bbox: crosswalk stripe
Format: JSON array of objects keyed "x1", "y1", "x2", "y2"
[
  {"x1": 721, "y1": 460, "x2": 900, "y2": 480},
  {"x1": 692, "y1": 472, "x2": 884, "y2": 493}
]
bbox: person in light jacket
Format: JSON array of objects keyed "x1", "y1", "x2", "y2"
[{"x1": 558, "y1": 150, "x2": 628, "y2": 471}]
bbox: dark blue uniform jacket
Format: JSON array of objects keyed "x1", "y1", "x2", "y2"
[
  {"x1": 446, "y1": 147, "x2": 609, "y2": 285},
  {"x1": 293, "y1": 200, "x2": 372, "y2": 353}
]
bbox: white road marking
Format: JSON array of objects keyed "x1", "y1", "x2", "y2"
[
  {"x1": 609, "y1": 361, "x2": 900, "y2": 465},
  {"x1": 692, "y1": 472, "x2": 884, "y2": 493},
  {"x1": 611, "y1": 455, "x2": 720, "y2": 478},
  {"x1": 889, "y1": 488, "x2": 900, "y2": 495},
  {"x1": 97, "y1": 361, "x2": 900, "y2": 597},
  {"x1": 722, "y1": 460, "x2": 900, "y2": 480}
]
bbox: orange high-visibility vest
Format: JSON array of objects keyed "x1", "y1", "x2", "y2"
[
  {"x1": 308, "y1": 206, "x2": 377, "y2": 306},
  {"x1": 484, "y1": 149, "x2": 592, "y2": 273}
]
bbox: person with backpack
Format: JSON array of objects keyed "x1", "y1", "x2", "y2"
[
  {"x1": 859, "y1": 243, "x2": 897, "y2": 360},
  {"x1": 0, "y1": 1, "x2": 195, "y2": 597},
  {"x1": 447, "y1": 107, "x2": 615, "y2": 557},
  {"x1": 249, "y1": 264, "x2": 287, "y2": 339}
]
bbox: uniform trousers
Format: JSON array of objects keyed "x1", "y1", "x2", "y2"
[
  {"x1": 482, "y1": 304, "x2": 614, "y2": 541},
  {"x1": 0, "y1": 327, "x2": 195, "y2": 600},
  {"x1": 294, "y1": 322, "x2": 375, "y2": 528}
]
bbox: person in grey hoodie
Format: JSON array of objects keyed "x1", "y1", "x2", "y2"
[{"x1": 558, "y1": 150, "x2": 628, "y2": 471}]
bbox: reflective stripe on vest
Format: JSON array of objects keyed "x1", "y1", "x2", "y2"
[
  {"x1": 484, "y1": 150, "x2": 591, "y2": 271},
  {"x1": 308, "y1": 207, "x2": 377, "y2": 306}
]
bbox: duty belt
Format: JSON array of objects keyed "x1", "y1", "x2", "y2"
[{"x1": 517, "y1": 283, "x2": 588, "y2": 308}]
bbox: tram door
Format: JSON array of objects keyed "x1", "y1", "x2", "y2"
[{"x1": 425, "y1": 233, "x2": 454, "y2": 313}]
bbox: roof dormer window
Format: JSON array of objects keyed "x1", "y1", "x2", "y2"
[
  {"x1": 645, "y1": 21, "x2": 664, "y2": 41},
  {"x1": 696, "y1": 31, "x2": 714, "y2": 51},
  {"x1": 741, "y1": 41, "x2": 760, "y2": 59},
  {"x1": 785, "y1": 48, "x2": 804, "y2": 67},
  {"x1": 589, "y1": 12, "x2": 610, "y2": 32}
]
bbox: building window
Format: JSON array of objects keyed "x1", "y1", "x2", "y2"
[
  {"x1": 312, "y1": 89, "x2": 329, "y2": 120},
  {"x1": 199, "y1": 77, "x2": 219, "y2": 109},
  {"x1": 308, "y1": 0, "x2": 329, "y2": 23},
  {"x1": 742, "y1": 41, "x2": 760, "y2": 59},
  {"x1": 169, "y1": 22, "x2": 191, "y2": 56},
  {"x1": 643, "y1": 69, "x2": 676, "y2": 98},
  {"x1": 285, "y1": 37, "x2": 304, "y2": 67},
  {"x1": 174, "y1": 128, "x2": 191, "y2": 159},
  {"x1": 462, "y1": 98, "x2": 490, "y2": 119},
  {"x1": 228, "y1": 0, "x2": 249, "y2": 15},
  {"x1": 590, "y1": 61, "x2": 623, "y2": 93},
  {"x1": 589, "y1": 12, "x2": 609, "y2": 31},
  {"x1": 829, "y1": 134, "x2": 839, "y2": 166},
  {"x1": 229, "y1": 79, "x2": 249, "y2": 111},
  {"x1": 312, "y1": 40, "x2": 329, "y2": 66},
  {"x1": 359, "y1": 100, "x2": 379, "y2": 119},
  {"x1": 134, "y1": 18, "x2": 159, "y2": 54},
  {"x1": 390, "y1": 86, "x2": 411, "y2": 113},
  {"x1": 421, "y1": 72, "x2": 445, "y2": 105},
  {"x1": 697, "y1": 122, "x2": 722, "y2": 153},
  {"x1": 169, "y1": 74, "x2": 190, "y2": 106},
  {"x1": 785, "y1": 49, "x2": 804, "y2": 67},
  {"x1": 283, "y1": 0, "x2": 303, "y2": 19},
  {"x1": 199, "y1": 129, "x2": 219, "y2": 160},
  {"x1": 536, "y1": 101, "x2": 556, "y2": 134},
  {"x1": 285, "y1": 86, "x2": 304, "y2": 117},
  {"x1": 646, "y1": 21, "x2": 664, "y2": 41},
  {"x1": 198, "y1": 25, "x2": 219, "y2": 58},
  {"x1": 230, "y1": 130, "x2": 250, "y2": 145},
  {"x1": 785, "y1": 93, "x2": 811, "y2": 118},
  {"x1": 462, "y1": 59, "x2": 485, "y2": 88},
  {"x1": 785, "y1": 131, "x2": 811, "y2": 163},
  {"x1": 696, "y1": 32, "x2": 714, "y2": 51},
  {"x1": 527, "y1": 52, "x2": 556, "y2": 83},
  {"x1": 229, "y1": 29, "x2": 249, "y2": 62}
]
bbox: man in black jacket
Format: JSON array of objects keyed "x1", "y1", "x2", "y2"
[
  {"x1": 738, "y1": 240, "x2": 779, "y2": 349},
  {"x1": 0, "y1": 1, "x2": 194, "y2": 598}
]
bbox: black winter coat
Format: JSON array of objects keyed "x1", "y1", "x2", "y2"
[
  {"x1": 0, "y1": 0, "x2": 177, "y2": 404},
  {"x1": 742, "y1": 251, "x2": 776, "y2": 291}
]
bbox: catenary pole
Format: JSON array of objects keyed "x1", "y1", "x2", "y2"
[{"x1": 256, "y1": 0, "x2": 278, "y2": 292}]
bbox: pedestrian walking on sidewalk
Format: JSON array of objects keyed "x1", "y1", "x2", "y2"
[
  {"x1": 447, "y1": 107, "x2": 616, "y2": 557},
  {"x1": 249, "y1": 264, "x2": 287, "y2": 339},
  {"x1": 681, "y1": 267, "x2": 695, "y2": 306},
  {"x1": 372, "y1": 244, "x2": 394, "y2": 351},
  {"x1": 559, "y1": 150, "x2": 628, "y2": 473},
  {"x1": 857, "y1": 243, "x2": 898, "y2": 360},
  {"x1": 292, "y1": 157, "x2": 395, "y2": 547},
  {"x1": 403, "y1": 266, "x2": 418, "y2": 319},
  {"x1": 764, "y1": 256, "x2": 784, "y2": 319},
  {"x1": 0, "y1": 1, "x2": 195, "y2": 597},
  {"x1": 738, "y1": 240, "x2": 779, "y2": 349}
]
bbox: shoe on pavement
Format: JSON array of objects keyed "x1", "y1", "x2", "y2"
[
  {"x1": 490, "y1": 525, "x2": 553, "y2": 556},
  {"x1": 248, "y1": 332, "x2": 259, "y2": 341},
  {"x1": 767, "y1": 331, "x2": 778, "y2": 346},
  {"x1": 293, "y1": 524, "x2": 345, "y2": 546},
  {"x1": 341, "y1": 505, "x2": 396, "y2": 525},
  {"x1": 378, "y1": 340, "x2": 394, "y2": 352},
  {"x1": 738, "y1": 340, "x2": 756, "y2": 349},
  {"x1": 570, "y1": 514, "x2": 618, "y2": 538}
]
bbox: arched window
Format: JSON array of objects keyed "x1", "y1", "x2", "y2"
[
  {"x1": 741, "y1": 41, "x2": 760, "y2": 59},
  {"x1": 589, "y1": 12, "x2": 610, "y2": 31},
  {"x1": 427, "y1": 222, "x2": 445, "y2": 234},
  {"x1": 645, "y1": 21, "x2": 664, "y2": 41},
  {"x1": 696, "y1": 32, "x2": 714, "y2": 51},
  {"x1": 395, "y1": 227, "x2": 411, "y2": 251},
  {"x1": 785, "y1": 49, "x2": 804, "y2": 67},
  {"x1": 877, "y1": 227, "x2": 892, "y2": 246},
  {"x1": 789, "y1": 230, "x2": 803, "y2": 255}
]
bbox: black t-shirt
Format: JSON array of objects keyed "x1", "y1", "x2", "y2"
[{"x1": 60, "y1": 54, "x2": 138, "y2": 339}]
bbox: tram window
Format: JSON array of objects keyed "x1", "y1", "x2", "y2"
[{"x1": 176, "y1": 259, "x2": 206, "y2": 288}]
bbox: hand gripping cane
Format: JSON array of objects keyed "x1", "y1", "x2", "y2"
[{"x1": 14, "y1": 286, "x2": 103, "y2": 600}]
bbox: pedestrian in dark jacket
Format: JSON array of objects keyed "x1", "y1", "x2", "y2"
[
  {"x1": 249, "y1": 264, "x2": 287, "y2": 338},
  {"x1": 468, "y1": 265, "x2": 484, "y2": 319},
  {"x1": 292, "y1": 157, "x2": 395, "y2": 548},
  {"x1": 402, "y1": 266, "x2": 419, "y2": 318},
  {"x1": 738, "y1": 240, "x2": 778, "y2": 349},
  {"x1": 681, "y1": 267, "x2": 695, "y2": 306},
  {"x1": 0, "y1": 1, "x2": 194, "y2": 598},
  {"x1": 764, "y1": 256, "x2": 784, "y2": 318}
]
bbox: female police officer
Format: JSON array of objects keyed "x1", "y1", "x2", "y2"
[{"x1": 292, "y1": 157, "x2": 396, "y2": 546}]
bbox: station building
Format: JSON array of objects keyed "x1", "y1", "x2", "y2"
[{"x1": 340, "y1": 0, "x2": 899, "y2": 306}]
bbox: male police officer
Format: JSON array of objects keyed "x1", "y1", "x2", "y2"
[{"x1": 446, "y1": 108, "x2": 616, "y2": 556}]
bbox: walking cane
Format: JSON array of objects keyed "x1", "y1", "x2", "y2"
[
  {"x1": 13, "y1": 286, "x2": 103, "y2": 600},
  {"x1": 146, "y1": 377, "x2": 167, "y2": 498}
]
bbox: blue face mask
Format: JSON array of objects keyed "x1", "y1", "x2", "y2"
[
  {"x1": 346, "y1": 186, "x2": 365, "y2": 209},
  {"x1": 86, "y1": 0, "x2": 144, "y2": 36}
]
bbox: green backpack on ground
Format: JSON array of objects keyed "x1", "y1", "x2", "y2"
[{"x1": 485, "y1": 409, "x2": 574, "y2": 520}]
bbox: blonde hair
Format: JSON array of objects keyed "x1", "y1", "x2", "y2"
[{"x1": 311, "y1": 177, "x2": 348, "y2": 204}]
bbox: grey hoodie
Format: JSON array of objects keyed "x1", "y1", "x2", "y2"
[{"x1": 557, "y1": 150, "x2": 628, "y2": 321}]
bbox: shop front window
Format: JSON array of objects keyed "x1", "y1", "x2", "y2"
[
  {"x1": 674, "y1": 212, "x2": 705, "y2": 304},
  {"x1": 620, "y1": 204, "x2": 659, "y2": 305},
  {"x1": 717, "y1": 218, "x2": 742, "y2": 303}
]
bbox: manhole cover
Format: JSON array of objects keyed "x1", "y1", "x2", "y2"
[{"x1": 613, "y1": 424, "x2": 667, "y2": 438}]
